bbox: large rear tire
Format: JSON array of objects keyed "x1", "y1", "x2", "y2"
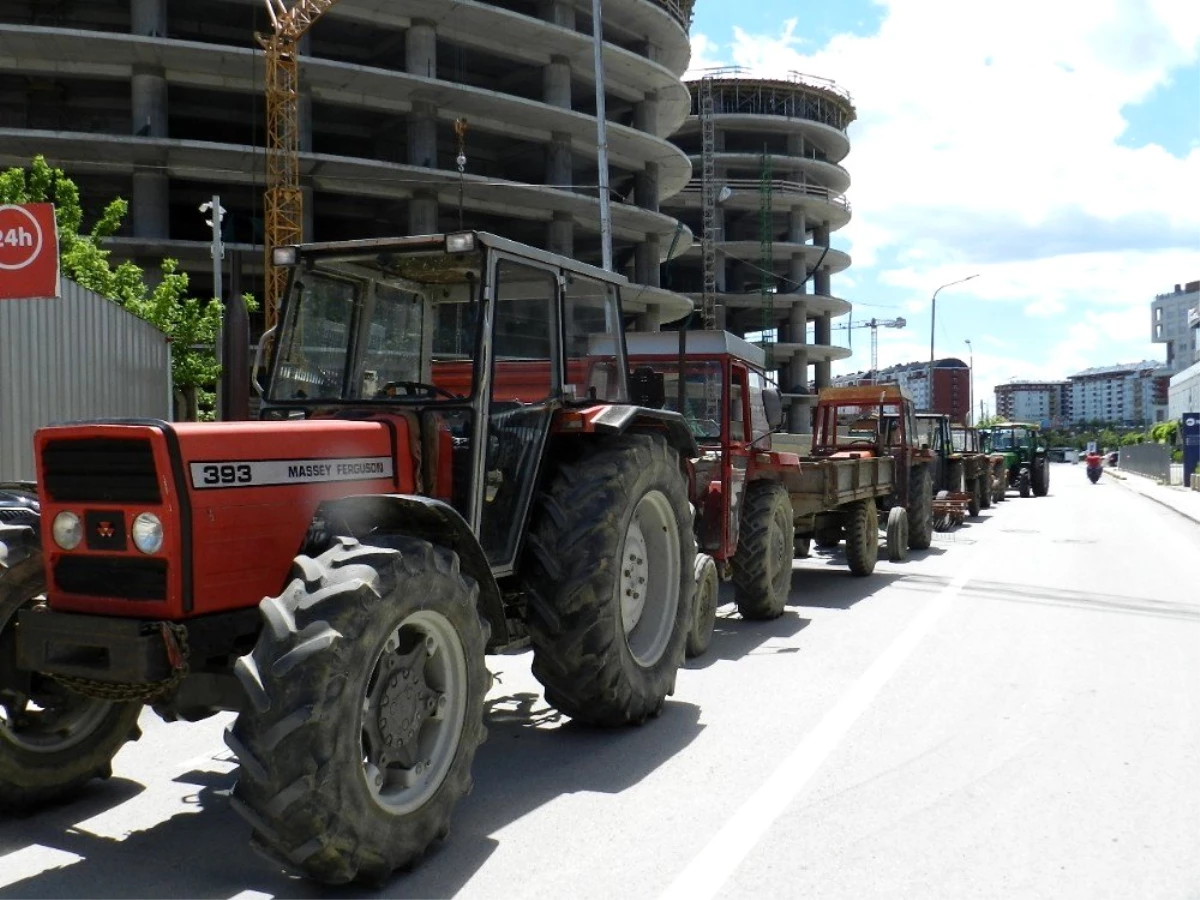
[
  {"x1": 523, "y1": 434, "x2": 694, "y2": 726},
  {"x1": 731, "y1": 482, "x2": 794, "y2": 620},
  {"x1": 0, "y1": 551, "x2": 143, "y2": 813},
  {"x1": 843, "y1": 498, "x2": 879, "y2": 577},
  {"x1": 686, "y1": 554, "x2": 719, "y2": 659},
  {"x1": 227, "y1": 537, "x2": 489, "y2": 886},
  {"x1": 906, "y1": 466, "x2": 934, "y2": 551},
  {"x1": 886, "y1": 507, "x2": 909, "y2": 562}
]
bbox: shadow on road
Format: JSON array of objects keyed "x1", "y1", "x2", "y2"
[
  {"x1": 897, "y1": 573, "x2": 1200, "y2": 623},
  {"x1": 0, "y1": 691, "x2": 704, "y2": 899},
  {"x1": 683, "y1": 585, "x2": 811, "y2": 670},
  {"x1": 785, "y1": 566, "x2": 908, "y2": 611}
]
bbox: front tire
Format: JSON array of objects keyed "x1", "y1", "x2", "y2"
[
  {"x1": 906, "y1": 466, "x2": 934, "y2": 551},
  {"x1": 0, "y1": 551, "x2": 142, "y2": 813},
  {"x1": 523, "y1": 434, "x2": 694, "y2": 726},
  {"x1": 843, "y1": 498, "x2": 879, "y2": 577},
  {"x1": 686, "y1": 554, "x2": 719, "y2": 659},
  {"x1": 886, "y1": 507, "x2": 909, "y2": 562},
  {"x1": 227, "y1": 537, "x2": 489, "y2": 886},
  {"x1": 731, "y1": 482, "x2": 794, "y2": 620},
  {"x1": 1032, "y1": 457, "x2": 1049, "y2": 496},
  {"x1": 1019, "y1": 470, "x2": 1031, "y2": 498}
]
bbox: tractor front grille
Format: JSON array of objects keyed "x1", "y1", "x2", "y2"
[
  {"x1": 53, "y1": 556, "x2": 167, "y2": 602},
  {"x1": 42, "y1": 438, "x2": 161, "y2": 504}
]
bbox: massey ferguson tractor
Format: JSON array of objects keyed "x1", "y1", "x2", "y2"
[{"x1": 0, "y1": 232, "x2": 701, "y2": 886}]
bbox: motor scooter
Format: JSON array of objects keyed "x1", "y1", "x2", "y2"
[{"x1": 1085, "y1": 453, "x2": 1102, "y2": 484}]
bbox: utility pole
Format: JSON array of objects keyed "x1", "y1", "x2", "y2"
[
  {"x1": 928, "y1": 273, "x2": 979, "y2": 412},
  {"x1": 590, "y1": 0, "x2": 613, "y2": 271}
]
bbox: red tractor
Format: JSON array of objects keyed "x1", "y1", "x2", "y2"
[{"x1": 0, "y1": 232, "x2": 700, "y2": 885}]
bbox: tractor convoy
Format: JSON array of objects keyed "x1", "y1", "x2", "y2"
[{"x1": 0, "y1": 231, "x2": 1040, "y2": 887}]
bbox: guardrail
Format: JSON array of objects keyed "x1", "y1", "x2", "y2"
[
  {"x1": 676, "y1": 177, "x2": 851, "y2": 213},
  {"x1": 688, "y1": 65, "x2": 853, "y2": 105},
  {"x1": 649, "y1": 0, "x2": 695, "y2": 29}
]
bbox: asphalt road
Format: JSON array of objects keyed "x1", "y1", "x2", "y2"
[{"x1": 2, "y1": 464, "x2": 1198, "y2": 899}]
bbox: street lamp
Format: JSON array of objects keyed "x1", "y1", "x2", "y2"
[
  {"x1": 964, "y1": 338, "x2": 974, "y2": 426},
  {"x1": 928, "y1": 274, "x2": 979, "y2": 411}
]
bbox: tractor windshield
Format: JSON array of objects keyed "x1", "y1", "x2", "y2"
[
  {"x1": 269, "y1": 243, "x2": 484, "y2": 404},
  {"x1": 990, "y1": 427, "x2": 1028, "y2": 451}
]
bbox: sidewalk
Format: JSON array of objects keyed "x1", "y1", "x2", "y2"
[{"x1": 1105, "y1": 467, "x2": 1200, "y2": 526}]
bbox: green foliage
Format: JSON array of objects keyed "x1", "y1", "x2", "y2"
[
  {"x1": 0, "y1": 156, "x2": 247, "y2": 420},
  {"x1": 1150, "y1": 420, "x2": 1180, "y2": 445}
]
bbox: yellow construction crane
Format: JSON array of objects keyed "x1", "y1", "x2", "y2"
[{"x1": 257, "y1": 0, "x2": 340, "y2": 331}]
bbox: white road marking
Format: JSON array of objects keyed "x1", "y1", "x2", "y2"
[
  {"x1": 658, "y1": 567, "x2": 973, "y2": 900},
  {"x1": 0, "y1": 845, "x2": 83, "y2": 889}
]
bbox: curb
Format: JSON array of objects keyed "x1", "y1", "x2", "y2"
[{"x1": 1108, "y1": 473, "x2": 1200, "y2": 527}]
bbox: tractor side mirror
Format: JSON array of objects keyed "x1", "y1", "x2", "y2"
[
  {"x1": 629, "y1": 366, "x2": 666, "y2": 409},
  {"x1": 762, "y1": 388, "x2": 786, "y2": 431}
]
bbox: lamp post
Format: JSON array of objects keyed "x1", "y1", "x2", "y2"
[
  {"x1": 928, "y1": 274, "x2": 979, "y2": 412},
  {"x1": 964, "y1": 338, "x2": 974, "y2": 426}
]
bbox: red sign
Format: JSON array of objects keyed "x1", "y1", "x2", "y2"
[{"x1": 0, "y1": 203, "x2": 60, "y2": 300}]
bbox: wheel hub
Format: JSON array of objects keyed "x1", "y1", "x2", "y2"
[
  {"x1": 620, "y1": 523, "x2": 649, "y2": 635},
  {"x1": 361, "y1": 611, "x2": 467, "y2": 816},
  {"x1": 618, "y1": 490, "x2": 681, "y2": 667}
]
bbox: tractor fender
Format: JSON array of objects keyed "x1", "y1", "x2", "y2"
[
  {"x1": 311, "y1": 494, "x2": 508, "y2": 649},
  {"x1": 579, "y1": 405, "x2": 700, "y2": 461}
]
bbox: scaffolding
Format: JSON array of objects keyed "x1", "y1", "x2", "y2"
[{"x1": 699, "y1": 75, "x2": 717, "y2": 329}]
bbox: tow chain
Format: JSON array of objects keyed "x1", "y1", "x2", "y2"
[{"x1": 53, "y1": 622, "x2": 191, "y2": 703}]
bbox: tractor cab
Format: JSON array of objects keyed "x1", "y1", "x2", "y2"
[{"x1": 811, "y1": 384, "x2": 920, "y2": 458}]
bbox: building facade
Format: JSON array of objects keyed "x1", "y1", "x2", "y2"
[
  {"x1": 661, "y1": 69, "x2": 855, "y2": 431},
  {"x1": 994, "y1": 380, "x2": 1071, "y2": 428},
  {"x1": 0, "y1": 0, "x2": 697, "y2": 327},
  {"x1": 1151, "y1": 280, "x2": 1200, "y2": 375},
  {"x1": 834, "y1": 358, "x2": 970, "y2": 424},
  {"x1": 1068, "y1": 361, "x2": 1170, "y2": 426}
]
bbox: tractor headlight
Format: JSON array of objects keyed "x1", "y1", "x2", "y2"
[
  {"x1": 445, "y1": 232, "x2": 475, "y2": 254},
  {"x1": 52, "y1": 511, "x2": 83, "y2": 550},
  {"x1": 131, "y1": 513, "x2": 164, "y2": 554}
]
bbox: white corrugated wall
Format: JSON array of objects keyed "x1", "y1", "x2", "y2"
[{"x1": 0, "y1": 279, "x2": 171, "y2": 481}]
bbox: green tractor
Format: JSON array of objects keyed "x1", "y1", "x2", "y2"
[{"x1": 982, "y1": 422, "x2": 1049, "y2": 498}]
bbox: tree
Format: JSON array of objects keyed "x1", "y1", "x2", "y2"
[{"x1": 0, "y1": 155, "x2": 228, "y2": 420}]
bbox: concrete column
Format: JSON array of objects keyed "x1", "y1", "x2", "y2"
[
  {"x1": 634, "y1": 232, "x2": 661, "y2": 290},
  {"x1": 634, "y1": 162, "x2": 659, "y2": 212},
  {"x1": 814, "y1": 314, "x2": 832, "y2": 390},
  {"x1": 546, "y1": 132, "x2": 572, "y2": 188},
  {"x1": 131, "y1": 0, "x2": 165, "y2": 35},
  {"x1": 406, "y1": 20, "x2": 438, "y2": 169},
  {"x1": 546, "y1": 210, "x2": 574, "y2": 257},
  {"x1": 131, "y1": 171, "x2": 168, "y2": 238},
  {"x1": 788, "y1": 209, "x2": 807, "y2": 245},
  {"x1": 788, "y1": 253, "x2": 808, "y2": 295},
  {"x1": 302, "y1": 184, "x2": 315, "y2": 241},
  {"x1": 543, "y1": 55, "x2": 572, "y2": 110},
  {"x1": 634, "y1": 91, "x2": 659, "y2": 136},
  {"x1": 409, "y1": 190, "x2": 439, "y2": 236},
  {"x1": 787, "y1": 296, "x2": 810, "y2": 429},
  {"x1": 812, "y1": 222, "x2": 832, "y2": 295},
  {"x1": 539, "y1": 0, "x2": 576, "y2": 29},
  {"x1": 714, "y1": 208, "x2": 727, "y2": 292},
  {"x1": 131, "y1": 65, "x2": 167, "y2": 137}
]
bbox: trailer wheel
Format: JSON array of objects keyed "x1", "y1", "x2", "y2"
[
  {"x1": 686, "y1": 554, "x2": 719, "y2": 659},
  {"x1": 906, "y1": 466, "x2": 934, "y2": 551},
  {"x1": 524, "y1": 434, "x2": 694, "y2": 726},
  {"x1": 967, "y1": 480, "x2": 981, "y2": 517},
  {"x1": 843, "y1": 498, "x2": 879, "y2": 577},
  {"x1": 0, "y1": 551, "x2": 143, "y2": 814},
  {"x1": 979, "y1": 474, "x2": 992, "y2": 510},
  {"x1": 731, "y1": 482, "x2": 794, "y2": 620},
  {"x1": 886, "y1": 507, "x2": 909, "y2": 562},
  {"x1": 794, "y1": 536, "x2": 812, "y2": 559},
  {"x1": 227, "y1": 537, "x2": 488, "y2": 886},
  {"x1": 1019, "y1": 470, "x2": 1031, "y2": 498}
]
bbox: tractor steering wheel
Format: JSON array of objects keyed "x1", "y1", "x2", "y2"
[{"x1": 377, "y1": 380, "x2": 459, "y2": 401}]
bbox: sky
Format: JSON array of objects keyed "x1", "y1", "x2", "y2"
[{"x1": 684, "y1": 0, "x2": 1200, "y2": 415}]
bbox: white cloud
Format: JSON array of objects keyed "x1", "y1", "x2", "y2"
[{"x1": 692, "y1": 0, "x2": 1200, "y2": 321}]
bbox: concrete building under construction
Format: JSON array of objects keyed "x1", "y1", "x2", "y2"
[
  {"x1": 661, "y1": 68, "x2": 856, "y2": 431},
  {"x1": 0, "y1": 0, "x2": 697, "y2": 325}
]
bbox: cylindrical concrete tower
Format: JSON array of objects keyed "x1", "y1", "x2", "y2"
[
  {"x1": 661, "y1": 68, "x2": 856, "y2": 431},
  {"x1": 0, "y1": 0, "x2": 698, "y2": 325}
]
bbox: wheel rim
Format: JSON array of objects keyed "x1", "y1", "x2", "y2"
[
  {"x1": 619, "y1": 490, "x2": 681, "y2": 667},
  {"x1": 0, "y1": 579, "x2": 117, "y2": 755},
  {"x1": 360, "y1": 609, "x2": 468, "y2": 815}
]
